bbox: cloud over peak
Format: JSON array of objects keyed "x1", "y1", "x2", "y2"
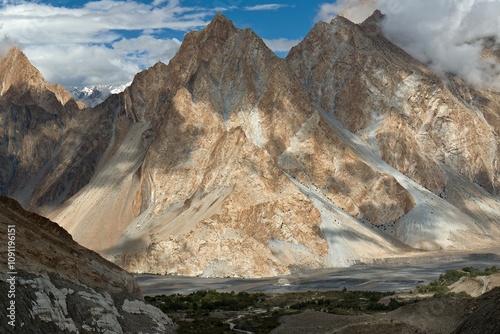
[
  {"x1": 316, "y1": 0, "x2": 500, "y2": 88},
  {"x1": 263, "y1": 38, "x2": 301, "y2": 52}
]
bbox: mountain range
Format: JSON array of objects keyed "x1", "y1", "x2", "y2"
[{"x1": 1, "y1": 12, "x2": 499, "y2": 278}]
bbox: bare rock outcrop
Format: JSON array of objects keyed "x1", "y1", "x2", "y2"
[
  {"x1": 0, "y1": 47, "x2": 79, "y2": 111},
  {"x1": 0, "y1": 196, "x2": 174, "y2": 333},
  {"x1": 286, "y1": 11, "x2": 500, "y2": 197}
]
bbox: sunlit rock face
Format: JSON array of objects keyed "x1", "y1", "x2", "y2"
[
  {"x1": 0, "y1": 47, "x2": 78, "y2": 110},
  {"x1": 286, "y1": 11, "x2": 500, "y2": 197},
  {"x1": 2, "y1": 13, "x2": 500, "y2": 278},
  {"x1": 57, "y1": 14, "x2": 423, "y2": 277},
  {"x1": 0, "y1": 196, "x2": 174, "y2": 333}
]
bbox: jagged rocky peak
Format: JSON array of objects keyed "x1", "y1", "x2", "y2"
[
  {"x1": 286, "y1": 11, "x2": 500, "y2": 196},
  {"x1": 329, "y1": 12, "x2": 357, "y2": 27},
  {"x1": 362, "y1": 9, "x2": 385, "y2": 23},
  {"x1": 0, "y1": 47, "x2": 45, "y2": 94},
  {"x1": 0, "y1": 45, "x2": 105, "y2": 209},
  {"x1": 181, "y1": 12, "x2": 238, "y2": 56},
  {"x1": 99, "y1": 13, "x2": 332, "y2": 277},
  {"x1": 165, "y1": 12, "x2": 241, "y2": 87},
  {"x1": 138, "y1": 13, "x2": 238, "y2": 87},
  {"x1": 287, "y1": 14, "x2": 384, "y2": 131},
  {"x1": 360, "y1": 9, "x2": 385, "y2": 34},
  {"x1": 202, "y1": 12, "x2": 238, "y2": 40},
  {"x1": 327, "y1": 9, "x2": 386, "y2": 38},
  {"x1": 0, "y1": 46, "x2": 80, "y2": 110},
  {"x1": 123, "y1": 11, "x2": 308, "y2": 137}
]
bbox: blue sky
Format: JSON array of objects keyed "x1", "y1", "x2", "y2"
[{"x1": 0, "y1": 0, "x2": 333, "y2": 87}]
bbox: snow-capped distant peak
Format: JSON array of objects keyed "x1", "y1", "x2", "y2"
[
  {"x1": 81, "y1": 86, "x2": 94, "y2": 95},
  {"x1": 110, "y1": 83, "x2": 130, "y2": 94},
  {"x1": 69, "y1": 82, "x2": 131, "y2": 107}
]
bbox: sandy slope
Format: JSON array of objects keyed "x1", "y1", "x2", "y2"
[
  {"x1": 48, "y1": 121, "x2": 150, "y2": 252},
  {"x1": 450, "y1": 273, "x2": 500, "y2": 297},
  {"x1": 317, "y1": 107, "x2": 499, "y2": 251}
]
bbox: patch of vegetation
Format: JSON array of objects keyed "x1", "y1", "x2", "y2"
[
  {"x1": 416, "y1": 266, "x2": 498, "y2": 297},
  {"x1": 146, "y1": 290, "x2": 279, "y2": 333},
  {"x1": 225, "y1": 310, "x2": 285, "y2": 334},
  {"x1": 146, "y1": 290, "x2": 266, "y2": 313},
  {"x1": 462, "y1": 265, "x2": 498, "y2": 277},
  {"x1": 288, "y1": 289, "x2": 407, "y2": 314},
  {"x1": 175, "y1": 316, "x2": 231, "y2": 334},
  {"x1": 145, "y1": 289, "x2": 411, "y2": 333},
  {"x1": 144, "y1": 267, "x2": 499, "y2": 333}
]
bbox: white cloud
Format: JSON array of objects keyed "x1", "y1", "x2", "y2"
[
  {"x1": 244, "y1": 4, "x2": 289, "y2": 11},
  {"x1": 25, "y1": 44, "x2": 140, "y2": 87},
  {"x1": 152, "y1": 0, "x2": 169, "y2": 6},
  {"x1": 112, "y1": 35, "x2": 181, "y2": 65},
  {"x1": 24, "y1": 35, "x2": 182, "y2": 87},
  {"x1": 0, "y1": 1, "x2": 208, "y2": 44},
  {"x1": 316, "y1": 0, "x2": 377, "y2": 24},
  {"x1": 263, "y1": 38, "x2": 301, "y2": 52},
  {"x1": 316, "y1": 0, "x2": 500, "y2": 88},
  {"x1": 0, "y1": 0, "x2": 214, "y2": 86}
]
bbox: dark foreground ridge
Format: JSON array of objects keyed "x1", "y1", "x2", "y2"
[
  {"x1": 454, "y1": 287, "x2": 500, "y2": 334},
  {"x1": 0, "y1": 196, "x2": 175, "y2": 333}
]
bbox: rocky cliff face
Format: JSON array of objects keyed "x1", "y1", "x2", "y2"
[
  {"x1": 286, "y1": 11, "x2": 500, "y2": 197},
  {"x1": 2, "y1": 13, "x2": 500, "y2": 278},
  {"x1": 0, "y1": 48, "x2": 79, "y2": 111},
  {"x1": 0, "y1": 48, "x2": 113, "y2": 210},
  {"x1": 0, "y1": 196, "x2": 174, "y2": 333},
  {"x1": 47, "y1": 14, "x2": 425, "y2": 277},
  {"x1": 286, "y1": 11, "x2": 500, "y2": 251}
]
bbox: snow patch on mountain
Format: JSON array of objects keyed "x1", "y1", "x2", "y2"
[{"x1": 69, "y1": 83, "x2": 131, "y2": 107}]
